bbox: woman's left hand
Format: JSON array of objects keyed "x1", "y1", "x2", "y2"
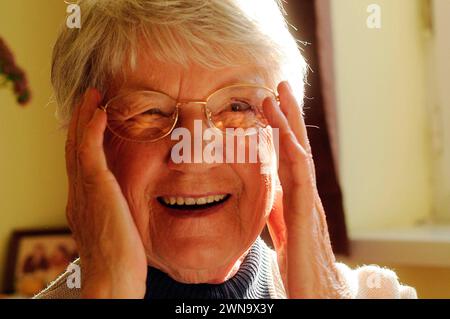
[{"x1": 263, "y1": 81, "x2": 351, "y2": 299}]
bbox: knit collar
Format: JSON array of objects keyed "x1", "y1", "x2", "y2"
[{"x1": 144, "y1": 237, "x2": 272, "y2": 299}]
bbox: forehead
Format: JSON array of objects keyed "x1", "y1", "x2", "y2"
[{"x1": 115, "y1": 51, "x2": 270, "y2": 100}]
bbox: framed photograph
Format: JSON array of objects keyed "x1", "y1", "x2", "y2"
[{"x1": 2, "y1": 228, "x2": 78, "y2": 297}]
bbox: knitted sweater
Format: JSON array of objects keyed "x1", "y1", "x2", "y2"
[{"x1": 34, "y1": 237, "x2": 417, "y2": 299}]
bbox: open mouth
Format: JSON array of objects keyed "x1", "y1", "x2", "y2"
[{"x1": 157, "y1": 194, "x2": 231, "y2": 211}]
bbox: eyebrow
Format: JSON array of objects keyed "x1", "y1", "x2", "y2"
[{"x1": 124, "y1": 74, "x2": 267, "y2": 101}]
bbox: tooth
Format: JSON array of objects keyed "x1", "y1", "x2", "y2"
[
  {"x1": 176, "y1": 197, "x2": 184, "y2": 205},
  {"x1": 196, "y1": 197, "x2": 207, "y2": 205},
  {"x1": 214, "y1": 195, "x2": 224, "y2": 202},
  {"x1": 185, "y1": 198, "x2": 196, "y2": 205},
  {"x1": 163, "y1": 197, "x2": 170, "y2": 204},
  {"x1": 170, "y1": 197, "x2": 177, "y2": 205},
  {"x1": 207, "y1": 196, "x2": 215, "y2": 203}
]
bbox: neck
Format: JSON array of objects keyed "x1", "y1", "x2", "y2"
[{"x1": 144, "y1": 237, "x2": 272, "y2": 299}]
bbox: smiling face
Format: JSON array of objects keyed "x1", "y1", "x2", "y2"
[{"x1": 103, "y1": 53, "x2": 277, "y2": 284}]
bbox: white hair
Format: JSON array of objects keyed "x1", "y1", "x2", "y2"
[{"x1": 52, "y1": 0, "x2": 307, "y2": 126}]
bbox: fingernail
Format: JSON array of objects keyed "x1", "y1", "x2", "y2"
[
  {"x1": 284, "y1": 81, "x2": 293, "y2": 93},
  {"x1": 92, "y1": 107, "x2": 105, "y2": 121},
  {"x1": 80, "y1": 90, "x2": 91, "y2": 108},
  {"x1": 96, "y1": 107, "x2": 104, "y2": 117},
  {"x1": 87, "y1": 88, "x2": 100, "y2": 103}
]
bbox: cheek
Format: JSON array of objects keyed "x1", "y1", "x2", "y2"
[
  {"x1": 231, "y1": 133, "x2": 277, "y2": 226},
  {"x1": 104, "y1": 136, "x2": 167, "y2": 241},
  {"x1": 231, "y1": 162, "x2": 275, "y2": 235}
]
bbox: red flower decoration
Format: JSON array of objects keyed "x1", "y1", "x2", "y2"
[{"x1": 0, "y1": 37, "x2": 31, "y2": 105}]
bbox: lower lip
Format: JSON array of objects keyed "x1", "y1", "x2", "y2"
[{"x1": 157, "y1": 197, "x2": 231, "y2": 218}]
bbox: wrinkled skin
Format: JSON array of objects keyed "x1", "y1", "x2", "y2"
[{"x1": 65, "y1": 60, "x2": 350, "y2": 298}]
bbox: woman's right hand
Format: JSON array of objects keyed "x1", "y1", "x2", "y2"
[{"x1": 65, "y1": 89, "x2": 147, "y2": 298}]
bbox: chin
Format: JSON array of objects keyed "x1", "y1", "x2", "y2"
[
  {"x1": 144, "y1": 193, "x2": 265, "y2": 283},
  {"x1": 148, "y1": 234, "x2": 242, "y2": 284}
]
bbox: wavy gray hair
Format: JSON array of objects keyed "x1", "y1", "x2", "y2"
[{"x1": 51, "y1": 0, "x2": 307, "y2": 126}]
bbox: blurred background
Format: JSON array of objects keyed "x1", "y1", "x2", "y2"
[{"x1": 0, "y1": 0, "x2": 449, "y2": 298}]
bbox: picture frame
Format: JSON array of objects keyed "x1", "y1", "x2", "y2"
[{"x1": 2, "y1": 228, "x2": 78, "y2": 297}]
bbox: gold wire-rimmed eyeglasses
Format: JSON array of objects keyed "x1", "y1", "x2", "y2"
[{"x1": 99, "y1": 83, "x2": 280, "y2": 143}]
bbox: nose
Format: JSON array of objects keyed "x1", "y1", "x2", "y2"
[{"x1": 167, "y1": 103, "x2": 223, "y2": 173}]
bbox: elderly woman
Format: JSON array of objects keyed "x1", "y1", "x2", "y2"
[{"x1": 36, "y1": 0, "x2": 415, "y2": 299}]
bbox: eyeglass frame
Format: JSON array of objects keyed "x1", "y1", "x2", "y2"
[{"x1": 98, "y1": 83, "x2": 280, "y2": 143}]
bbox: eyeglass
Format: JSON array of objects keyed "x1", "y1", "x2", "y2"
[{"x1": 99, "y1": 83, "x2": 279, "y2": 143}]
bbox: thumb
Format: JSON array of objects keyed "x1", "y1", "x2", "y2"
[
  {"x1": 266, "y1": 188, "x2": 286, "y2": 250},
  {"x1": 78, "y1": 107, "x2": 109, "y2": 179}
]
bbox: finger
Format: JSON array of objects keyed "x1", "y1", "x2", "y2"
[
  {"x1": 277, "y1": 81, "x2": 311, "y2": 154},
  {"x1": 263, "y1": 96, "x2": 317, "y2": 208},
  {"x1": 78, "y1": 107, "x2": 108, "y2": 179},
  {"x1": 262, "y1": 96, "x2": 309, "y2": 164},
  {"x1": 76, "y1": 88, "x2": 102, "y2": 145},
  {"x1": 267, "y1": 188, "x2": 286, "y2": 249},
  {"x1": 277, "y1": 81, "x2": 317, "y2": 182}
]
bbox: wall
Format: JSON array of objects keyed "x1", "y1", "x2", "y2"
[
  {"x1": 0, "y1": 1, "x2": 67, "y2": 290},
  {"x1": 330, "y1": 0, "x2": 433, "y2": 232},
  {"x1": 330, "y1": 0, "x2": 450, "y2": 298}
]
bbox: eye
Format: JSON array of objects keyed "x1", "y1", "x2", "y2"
[
  {"x1": 230, "y1": 100, "x2": 252, "y2": 112},
  {"x1": 127, "y1": 107, "x2": 172, "y2": 123},
  {"x1": 142, "y1": 108, "x2": 164, "y2": 116}
]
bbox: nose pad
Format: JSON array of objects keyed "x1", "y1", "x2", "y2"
[
  {"x1": 175, "y1": 103, "x2": 210, "y2": 135},
  {"x1": 167, "y1": 103, "x2": 224, "y2": 168},
  {"x1": 204, "y1": 106, "x2": 213, "y2": 125}
]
